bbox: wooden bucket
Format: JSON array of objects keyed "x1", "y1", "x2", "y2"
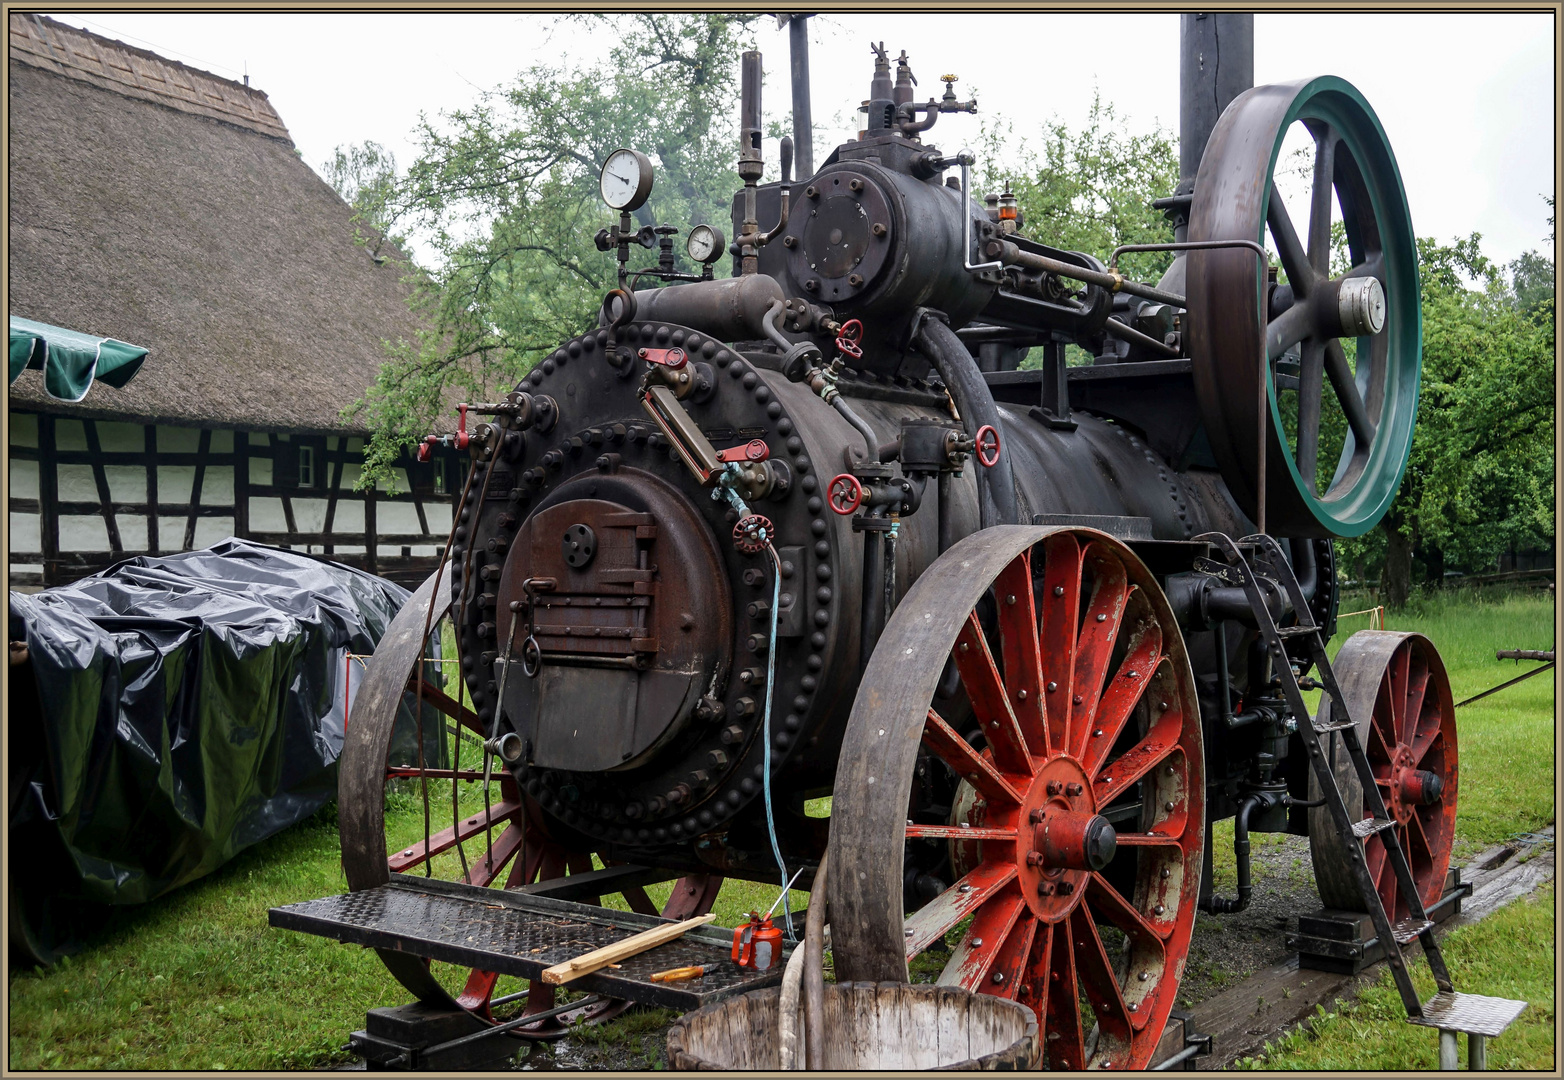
[{"x1": 666, "y1": 981, "x2": 1039, "y2": 1070}]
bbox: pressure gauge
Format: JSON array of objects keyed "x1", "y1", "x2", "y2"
[
  {"x1": 599, "y1": 148, "x2": 654, "y2": 212},
  {"x1": 686, "y1": 224, "x2": 726, "y2": 265}
]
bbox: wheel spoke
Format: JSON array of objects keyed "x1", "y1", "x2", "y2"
[
  {"x1": 923, "y1": 708, "x2": 1024, "y2": 806},
  {"x1": 996, "y1": 550, "x2": 1048, "y2": 756},
  {"x1": 456, "y1": 969, "x2": 501, "y2": 1016},
  {"x1": 388, "y1": 798, "x2": 524, "y2": 872},
  {"x1": 903, "y1": 862, "x2": 1018, "y2": 959},
  {"x1": 1325, "y1": 337, "x2": 1376, "y2": 446},
  {"x1": 1069, "y1": 908, "x2": 1134, "y2": 1061},
  {"x1": 953, "y1": 612, "x2": 1034, "y2": 778},
  {"x1": 1388, "y1": 643, "x2": 1411, "y2": 746},
  {"x1": 1410, "y1": 727, "x2": 1443, "y2": 770},
  {"x1": 981, "y1": 914, "x2": 1038, "y2": 1001},
  {"x1": 1043, "y1": 920, "x2": 1086, "y2": 1071},
  {"x1": 1404, "y1": 659, "x2": 1431, "y2": 746},
  {"x1": 1307, "y1": 127, "x2": 1337, "y2": 278},
  {"x1": 1079, "y1": 607, "x2": 1161, "y2": 768},
  {"x1": 936, "y1": 888, "x2": 1025, "y2": 990},
  {"x1": 463, "y1": 821, "x2": 527, "y2": 886},
  {"x1": 1088, "y1": 871, "x2": 1167, "y2": 945},
  {"x1": 1370, "y1": 680, "x2": 1398, "y2": 758},
  {"x1": 1267, "y1": 193, "x2": 1316, "y2": 295},
  {"x1": 1092, "y1": 695, "x2": 1182, "y2": 805},
  {"x1": 1039, "y1": 532, "x2": 1085, "y2": 752},
  {"x1": 1113, "y1": 832, "x2": 1185, "y2": 850},
  {"x1": 406, "y1": 676, "x2": 486, "y2": 737},
  {"x1": 620, "y1": 885, "x2": 660, "y2": 916},
  {"x1": 906, "y1": 824, "x2": 1017, "y2": 842},
  {"x1": 1296, "y1": 339, "x2": 1326, "y2": 489},
  {"x1": 1069, "y1": 546, "x2": 1130, "y2": 754}
]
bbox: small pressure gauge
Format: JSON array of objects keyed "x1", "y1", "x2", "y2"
[
  {"x1": 599, "y1": 148, "x2": 654, "y2": 212},
  {"x1": 686, "y1": 224, "x2": 726, "y2": 265}
]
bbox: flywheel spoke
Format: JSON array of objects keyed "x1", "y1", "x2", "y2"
[
  {"x1": 982, "y1": 910, "x2": 1038, "y2": 1001},
  {"x1": 1039, "y1": 532, "x2": 1085, "y2": 751},
  {"x1": 1267, "y1": 194, "x2": 1316, "y2": 296},
  {"x1": 1388, "y1": 643, "x2": 1411, "y2": 744},
  {"x1": 1410, "y1": 727, "x2": 1442, "y2": 769},
  {"x1": 1088, "y1": 871, "x2": 1169, "y2": 948},
  {"x1": 1266, "y1": 303, "x2": 1315, "y2": 361},
  {"x1": 903, "y1": 863, "x2": 1018, "y2": 959},
  {"x1": 463, "y1": 820, "x2": 527, "y2": 887},
  {"x1": 953, "y1": 612, "x2": 1034, "y2": 777},
  {"x1": 936, "y1": 888, "x2": 1025, "y2": 990},
  {"x1": 1296, "y1": 339, "x2": 1326, "y2": 489},
  {"x1": 1043, "y1": 922, "x2": 1086, "y2": 1071},
  {"x1": 995, "y1": 551, "x2": 1048, "y2": 756},
  {"x1": 1307, "y1": 126, "x2": 1337, "y2": 277},
  {"x1": 406, "y1": 676, "x2": 486, "y2": 737},
  {"x1": 388, "y1": 798, "x2": 524, "y2": 873},
  {"x1": 923, "y1": 708, "x2": 1024, "y2": 806},
  {"x1": 1404, "y1": 660, "x2": 1431, "y2": 746},
  {"x1": 906, "y1": 824, "x2": 1016, "y2": 841},
  {"x1": 1325, "y1": 337, "x2": 1376, "y2": 446}
]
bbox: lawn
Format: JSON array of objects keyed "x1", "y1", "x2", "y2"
[{"x1": 6, "y1": 586, "x2": 1553, "y2": 1071}]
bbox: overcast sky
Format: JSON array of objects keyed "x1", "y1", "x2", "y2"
[{"x1": 48, "y1": 11, "x2": 1558, "y2": 272}]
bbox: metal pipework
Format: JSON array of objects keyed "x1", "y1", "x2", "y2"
[
  {"x1": 987, "y1": 238, "x2": 1188, "y2": 309},
  {"x1": 787, "y1": 15, "x2": 814, "y2": 178},
  {"x1": 738, "y1": 50, "x2": 765, "y2": 274},
  {"x1": 622, "y1": 274, "x2": 785, "y2": 342},
  {"x1": 913, "y1": 314, "x2": 1018, "y2": 528}
]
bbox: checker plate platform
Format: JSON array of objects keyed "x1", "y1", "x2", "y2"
[
  {"x1": 269, "y1": 873, "x2": 782, "y2": 1009},
  {"x1": 1407, "y1": 991, "x2": 1528, "y2": 1037}
]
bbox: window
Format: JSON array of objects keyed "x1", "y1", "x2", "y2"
[
  {"x1": 433, "y1": 461, "x2": 447, "y2": 496},
  {"x1": 297, "y1": 445, "x2": 315, "y2": 488}
]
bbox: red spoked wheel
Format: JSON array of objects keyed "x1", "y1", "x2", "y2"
[
  {"x1": 829, "y1": 526, "x2": 1204, "y2": 1070},
  {"x1": 1309, "y1": 631, "x2": 1457, "y2": 922},
  {"x1": 339, "y1": 567, "x2": 721, "y2": 1037},
  {"x1": 827, "y1": 474, "x2": 864, "y2": 516},
  {"x1": 975, "y1": 425, "x2": 1002, "y2": 468}
]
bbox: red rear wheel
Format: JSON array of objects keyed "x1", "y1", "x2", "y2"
[
  {"x1": 829, "y1": 527, "x2": 1204, "y2": 1070},
  {"x1": 1309, "y1": 631, "x2": 1457, "y2": 921}
]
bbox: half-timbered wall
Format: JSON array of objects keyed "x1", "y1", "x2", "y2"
[{"x1": 8, "y1": 411, "x2": 458, "y2": 587}]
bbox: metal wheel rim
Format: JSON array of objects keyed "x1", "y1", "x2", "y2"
[
  {"x1": 828, "y1": 526, "x2": 1204, "y2": 1070},
  {"x1": 1189, "y1": 76, "x2": 1420, "y2": 538},
  {"x1": 1309, "y1": 631, "x2": 1458, "y2": 920}
]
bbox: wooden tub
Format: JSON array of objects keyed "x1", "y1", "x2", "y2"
[{"x1": 666, "y1": 981, "x2": 1039, "y2": 1070}]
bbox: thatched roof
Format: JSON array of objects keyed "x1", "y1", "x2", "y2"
[{"x1": 7, "y1": 14, "x2": 425, "y2": 434}]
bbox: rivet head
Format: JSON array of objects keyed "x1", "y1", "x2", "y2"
[
  {"x1": 960, "y1": 642, "x2": 969, "y2": 652},
  {"x1": 1154, "y1": 903, "x2": 1165, "y2": 915},
  {"x1": 1006, "y1": 594, "x2": 1016, "y2": 605},
  {"x1": 1160, "y1": 867, "x2": 1170, "y2": 880},
  {"x1": 1017, "y1": 689, "x2": 1028, "y2": 701},
  {"x1": 1093, "y1": 729, "x2": 1103, "y2": 737},
  {"x1": 1047, "y1": 681, "x2": 1058, "y2": 692},
  {"x1": 1073, "y1": 695, "x2": 1083, "y2": 705},
  {"x1": 991, "y1": 971, "x2": 1006, "y2": 985},
  {"x1": 1164, "y1": 801, "x2": 1175, "y2": 812},
  {"x1": 972, "y1": 938, "x2": 984, "y2": 948},
  {"x1": 905, "y1": 927, "x2": 915, "y2": 936},
  {"x1": 1096, "y1": 612, "x2": 1106, "y2": 622},
  {"x1": 1128, "y1": 1002, "x2": 1137, "y2": 1012},
  {"x1": 1053, "y1": 586, "x2": 1064, "y2": 596}
]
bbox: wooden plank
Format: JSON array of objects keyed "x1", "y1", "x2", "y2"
[
  {"x1": 538, "y1": 913, "x2": 716, "y2": 985},
  {"x1": 144, "y1": 425, "x2": 159, "y2": 553},
  {"x1": 183, "y1": 428, "x2": 211, "y2": 551},
  {"x1": 233, "y1": 431, "x2": 249, "y2": 539},
  {"x1": 82, "y1": 420, "x2": 123, "y2": 554},
  {"x1": 38, "y1": 414, "x2": 59, "y2": 586}
]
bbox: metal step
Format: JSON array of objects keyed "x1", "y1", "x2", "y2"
[
  {"x1": 1392, "y1": 917, "x2": 1434, "y2": 944},
  {"x1": 1408, "y1": 991, "x2": 1528, "y2": 1037},
  {"x1": 269, "y1": 873, "x2": 780, "y2": 1010},
  {"x1": 1273, "y1": 624, "x2": 1320, "y2": 638},
  {"x1": 1352, "y1": 817, "x2": 1397, "y2": 839},
  {"x1": 1313, "y1": 717, "x2": 1356, "y2": 733}
]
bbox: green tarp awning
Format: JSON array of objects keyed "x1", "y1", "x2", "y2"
[{"x1": 9, "y1": 316, "x2": 148, "y2": 402}]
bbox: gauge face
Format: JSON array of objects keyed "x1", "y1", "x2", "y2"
[
  {"x1": 686, "y1": 224, "x2": 725, "y2": 264},
  {"x1": 599, "y1": 148, "x2": 654, "y2": 212}
]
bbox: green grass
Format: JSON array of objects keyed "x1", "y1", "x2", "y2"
[
  {"x1": 7, "y1": 588, "x2": 1552, "y2": 1070},
  {"x1": 1238, "y1": 884, "x2": 1557, "y2": 1071}
]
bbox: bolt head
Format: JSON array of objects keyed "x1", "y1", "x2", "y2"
[
  {"x1": 1066, "y1": 783, "x2": 1083, "y2": 797},
  {"x1": 991, "y1": 971, "x2": 1006, "y2": 985},
  {"x1": 1046, "y1": 780, "x2": 1062, "y2": 796}
]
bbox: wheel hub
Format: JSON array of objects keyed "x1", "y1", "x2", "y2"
[{"x1": 1016, "y1": 757, "x2": 1117, "y2": 919}]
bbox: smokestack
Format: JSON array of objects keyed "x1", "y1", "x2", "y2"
[
  {"x1": 788, "y1": 15, "x2": 814, "y2": 179},
  {"x1": 1178, "y1": 13, "x2": 1253, "y2": 191}
]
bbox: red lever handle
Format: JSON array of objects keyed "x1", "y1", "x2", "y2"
[{"x1": 716, "y1": 439, "x2": 771, "y2": 464}]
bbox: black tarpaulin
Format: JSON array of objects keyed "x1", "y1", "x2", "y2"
[{"x1": 7, "y1": 539, "x2": 441, "y2": 964}]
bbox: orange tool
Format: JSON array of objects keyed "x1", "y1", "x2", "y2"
[{"x1": 649, "y1": 964, "x2": 707, "y2": 983}]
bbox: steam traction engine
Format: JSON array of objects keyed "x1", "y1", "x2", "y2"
[{"x1": 276, "y1": 22, "x2": 1511, "y2": 1072}]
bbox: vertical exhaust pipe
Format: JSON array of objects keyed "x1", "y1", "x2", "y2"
[
  {"x1": 1173, "y1": 13, "x2": 1253, "y2": 241},
  {"x1": 787, "y1": 15, "x2": 814, "y2": 179}
]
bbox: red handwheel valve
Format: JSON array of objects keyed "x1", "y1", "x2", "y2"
[
  {"x1": 975, "y1": 424, "x2": 1001, "y2": 468},
  {"x1": 835, "y1": 319, "x2": 864, "y2": 359},
  {"x1": 827, "y1": 474, "x2": 864, "y2": 515}
]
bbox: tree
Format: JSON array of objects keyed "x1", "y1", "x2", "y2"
[
  {"x1": 1337, "y1": 230, "x2": 1556, "y2": 604},
  {"x1": 320, "y1": 140, "x2": 403, "y2": 260},
  {"x1": 343, "y1": 14, "x2": 759, "y2": 483}
]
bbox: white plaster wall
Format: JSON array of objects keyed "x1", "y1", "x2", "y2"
[
  {"x1": 158, "y1": 427, "x2": 200, "y2": 452},
  {"x1": 55, "y1": 419, "x2": 86, "y2": 451},
  {"x1": 210, "y1": 429, "x2": 233, "y2": 453},
  {"x1": 96, "y1": 421, "x2": 143, "y2": 452},
  {"x1": 105, "y1": 465, "x2": 147, "y2": 503},
  {"x1": 10, "y1": 413, "x2": 39, "y2": 448},
  {"x1": 57, "y1": 464, "x2": 98, "y2": 501},
  {"x1": 202, "y1": 466, "x2": 235, "y2": 504},
  {"x1": 10, "y1": 511, "x2": 40, "y2": 552},
  {"x1": 250, "y1": 497, "x2": 288, "y2": 532},
  {"x1": 10, "y1": 459, "x2": 39, "y2": 500},
  {"x1": 332, "y1": 498, "x2": 365, "y2": 533},
  {"x1": 377, "y1": 501, "x2": 421, "y2": 535},
  {"x1": 250, "y1": 455, "x2": 274, "y2": 487},
  {"x1": 192, "y1": 516, "x2": 234, "y2": 549},
  {"x1": 159, "y1": 466, "x2": 195, "y2": 505},
  {"x1": 117, "y1": 518, "x2": 151, "y2": 552},
  {"x1": 292, "y1": 497, "x2": 329, "y2": 534},
  {"x1": 158, "y1": 516, "x2": 188, "y2": 549},
  {"x1": 59, "y1": 514, "x2": 108, "y2": 551},
  {"x1": 425, "y1": 501, "x2": 453, "y2": 533}
]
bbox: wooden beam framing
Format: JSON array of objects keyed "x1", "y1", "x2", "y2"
[
  {"x1": 144, "y1": 424, "x2": 159, "y2": 554},
  {"x1": 38, "y1": 414, "x2": 59, "y2": 586},
  {"x1": 183, "y1": 428, "x2": 211, "y2": 551},
  {"x1": 82, "y1": 419, "x2": 124, "y2": 554}
]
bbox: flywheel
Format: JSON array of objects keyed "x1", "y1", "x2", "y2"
[
  {"x1": 828, "y1": 526, "x2": 1204, "y2": 1071},
  {"x1": 1188, "y1": 76, "x2": 1420, "y2": 538}
]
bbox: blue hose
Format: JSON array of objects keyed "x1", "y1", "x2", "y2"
[{"x1": 762, "y1": 541, "x2": 795, "y2": 942}]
